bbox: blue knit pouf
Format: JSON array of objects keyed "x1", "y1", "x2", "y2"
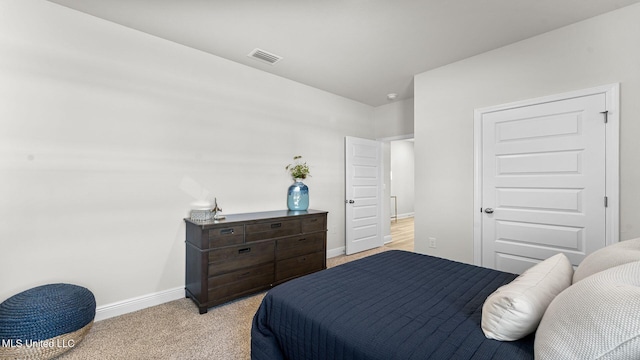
[{"x1": 0, "y1": 283, "x2": 96, "y2": 359}]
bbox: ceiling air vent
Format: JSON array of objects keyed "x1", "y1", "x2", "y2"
[{"x1": 248, "y1": 48, "x2": 283, "y2": 65}]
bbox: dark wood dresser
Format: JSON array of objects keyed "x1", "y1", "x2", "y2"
[{"x1": 184, "y1": 209, "x2": 328, "y2": 314}]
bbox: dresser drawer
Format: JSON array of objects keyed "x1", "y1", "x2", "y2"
[
  {"x1": 208, "y1": 263, "x2": 274, "y2": 302},
  {"x1": 245, "y1": 219, "x2": 301, "y2": 242},
  {"x1": 276, "y1": 233, "x2": 325, "y2": 260},
  {"x1": 301, "y1": 215, "x2": 326, "y2": 233},
  {"x1": 207, "y1": 225, "x2": 245, "y2": 248},
  {"x1": 208, "y1": 241, "x2": 275, "y2": 275},
  {"x1": 209, "y1": 263, "x2": 274, "y2": 289},
  {"x1": 275, "y1": 251, "x2": 324, "y2": 282}
]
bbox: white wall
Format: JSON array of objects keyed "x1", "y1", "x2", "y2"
[
  {"x1": 374, "y1": 98, "x2": 414, "y2": 139},
  {"x1": 390, "y1": 140, "x2": 415, "y2": 218},
  {"x1": 0, "y1": 0, "x2": 376, "y2": 307},
  {"x1": 414, "y1": 3, "x2": 640, "y2": 263}
]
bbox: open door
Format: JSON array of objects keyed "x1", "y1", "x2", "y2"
[{"x1": 345, "y1": 136, "x2": 383, "y2": 255}]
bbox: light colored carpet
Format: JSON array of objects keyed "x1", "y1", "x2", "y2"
[{"x1": 59, "y1": 246, "x2": 396, "y2": 360}]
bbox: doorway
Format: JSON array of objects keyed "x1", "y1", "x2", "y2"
[{"x1": 388, "y1": 137, "x2": 415, "y2": 250}]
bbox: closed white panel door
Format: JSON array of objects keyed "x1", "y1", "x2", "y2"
[
  {"x1": 345, "y1": 136, "x2": 383, "y2": 255},
  {"x1": 482, "y1": 94, "x2": 607, "y2": 274}
]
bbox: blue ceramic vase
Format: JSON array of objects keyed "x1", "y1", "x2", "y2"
[{"x1": 287, "y1": 180, "x2": 309, "y2": 211}]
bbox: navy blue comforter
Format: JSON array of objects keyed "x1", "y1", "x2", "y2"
[{"x1": 251, "y1": 250, "x2": 534, "y2": 360}]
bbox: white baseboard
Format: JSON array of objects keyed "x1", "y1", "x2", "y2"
[
  {"x1": 95, "y1": 286, "x2": 184, "y2": 322},
  {"x1": 98, "y1": 236, "x2": 399, "y2": 321},
  {"x1": 383, "y1": 234, "x2": 392, "y2": 244},
  {"x1": 97, "y1": 229, "x2": 405, "y2": 322},
  {"x1": 327, "y1": 246, "x2": 345, "y2": 258},
  {"x1": 391, "y1": 212, "x2": 414, "y2": 220}
]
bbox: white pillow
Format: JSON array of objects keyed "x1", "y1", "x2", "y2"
[
  {"x1": 573, "y1": 237, "x2": 640, "y2": 283},
  {"x1": 481, "y1": 253, "x2": 573, "y2": 341},
  {"x1": 535, "y1": 261, "x2": 640, "y2": 360}
]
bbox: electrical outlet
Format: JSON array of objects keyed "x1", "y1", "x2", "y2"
[{"x1": 428, "y1": 237, "x2": 437, "y2": 248}]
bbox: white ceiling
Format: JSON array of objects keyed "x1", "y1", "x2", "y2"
[{"x1": 47, "y1": 0, "x2": 639, "y2": 107}]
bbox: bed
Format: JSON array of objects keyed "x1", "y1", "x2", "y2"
[{"x1": 251, "y1": 250, "x2": 534, "y2": 360}]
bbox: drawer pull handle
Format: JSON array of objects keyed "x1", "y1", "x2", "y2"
[
  {"x1": 271, "y1": 223, "x2": 282, "y2": 229},
  {"x1": 310, "y1": 219, "x2": 318, "y2": 222},
  {"x1": 220, "y1": 228, "x2": 234, "y2": 235},
  {"x1": 298, "y1": 238, "x2": 307, "y2": 242},
  {"x1": 299, "y1": 257, "x2": 307, "y2": 262},
  {"x1": 238, "y1": 247, "x2": 251, "y2": 254},
  {"x1": 239, "y1": 271, "x2": 251, "y2": 278}
]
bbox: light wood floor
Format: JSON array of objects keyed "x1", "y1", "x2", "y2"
[
  {"x1": 326, "y1": 217, "x2": 415, "y2": 268},
  {"x1": 387, "y1": 217, "x2": 414, "y2": 251}
]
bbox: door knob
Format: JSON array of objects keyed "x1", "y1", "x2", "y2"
[
  {"x1": 345, "y1": 200, "x2": 355, "y2": 204},
  {"x1": 484, "y1": 208, "x2": 494, "y2": 214}
]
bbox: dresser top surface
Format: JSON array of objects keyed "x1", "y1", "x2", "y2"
[{"x1": 184, "y1": 209, "x2": 327, "y2": 228}]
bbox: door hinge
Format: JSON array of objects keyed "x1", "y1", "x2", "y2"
[
  {"x1": 601, "y1": 111, "x2": 609, "y2": 123},
  {"x1": 604, "y1": 196, "x2": 608, "y2": 207}
]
